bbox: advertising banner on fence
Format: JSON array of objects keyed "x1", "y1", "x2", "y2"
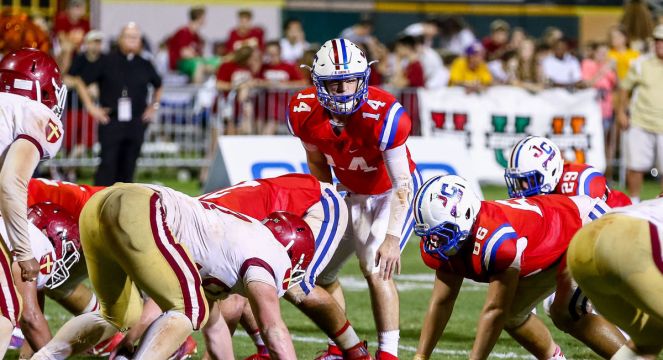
[
  {"x1": 418, "y1": 86, "x2": 605, "y2": 184},
  {"x1": 204, "y1": 136, "x2": 484, "y2": 198}
]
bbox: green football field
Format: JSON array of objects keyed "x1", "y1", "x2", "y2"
[{"x1": 7, "y1": 178, "x2": 662, "y2": 359}]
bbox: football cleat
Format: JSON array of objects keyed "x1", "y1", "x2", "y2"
[
  {"x1": 242, "y1": 344, "x2": 271, "y2": 359},
  {"x1": 375, "y1": 350, "x2": 398, "y2": 360},
  {"x1": 90, "y1": 332, "x2": 124, "y2": 356},
  {"x1": 344, "y1": 341, "x2": 372, "y2": 360},
  {"x1": 547, "y1": 345, "x2": 566, "y2": 360},
  {"x1": 168, "y1": 335, "x2": 198, "y2": 360},
  {"x1": 314, "y1": 344, "x2": 343, "y2": 360}
]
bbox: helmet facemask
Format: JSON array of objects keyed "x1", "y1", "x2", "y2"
[
  {"x1": 415, "y1": 219, "x2": 470, "y2": 260},
  {"x1": 46, "y1": 229, "x2": 81, "y2": 289},
  {"x1": 313, "y1": 69, "x2": 370, "y2": 115},
  {"x1": 504, "y1": 169, "x2": 548, "y2": 198}
]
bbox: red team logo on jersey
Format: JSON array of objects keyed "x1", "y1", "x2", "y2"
[{"x1": 46, "y1": 119, "x2": 61, "y2": 143}]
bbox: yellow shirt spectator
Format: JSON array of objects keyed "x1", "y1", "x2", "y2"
[
  {"x1": 608, "y1": 48, "x2": 640, "y2": 80},
  {"x1": 449, "y1": 56, "x2": 493, "y2": 86}
]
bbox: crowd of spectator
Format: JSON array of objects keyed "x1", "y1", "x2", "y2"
[{"x1": 0, "y1": 0, "x2": 662, "y2": 185}]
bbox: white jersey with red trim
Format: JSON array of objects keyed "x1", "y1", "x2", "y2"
[
  {"x1": 612, "y1": 197, "x2": 663, "y2": 225},
  {"x1": 0, "y1": 216, "x2": 55, "y2": 289},
  {"x1": 144, "y1": 184, "x2": 292, "y2": 300},
  {"x1": 0, "y1": 92, "x2": 63, "y2": 160}
]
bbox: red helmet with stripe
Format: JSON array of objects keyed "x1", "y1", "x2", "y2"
[
  {"x1": 262, "y1": 211, "x2": 315, "y2": 289},
  {"x1": 28, "y1": 202, "x2": 81, "y2": 289},
  {"x1": 0, "y1": 48, "x2": 67, "y2": 119}
]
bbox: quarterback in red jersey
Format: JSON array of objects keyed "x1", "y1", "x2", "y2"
[
  {"x1": 412, "y1": 175, "x2": 626, "y2": 360},
  {"x1": 197, "y1": 174, "x2": 370, "y2": 359},
  {"x1": 287, "y1": 38, "x2": 423, "y2": 359},
  {"x1": 504, "y1": 136, "x2": 631, "y2": 208}
]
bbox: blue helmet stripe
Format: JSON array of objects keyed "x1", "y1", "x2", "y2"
[{"x1": 340, "y1": 38, "x2": 349, "y2": 69}]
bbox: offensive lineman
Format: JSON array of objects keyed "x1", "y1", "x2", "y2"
[{"x1": 0, "y1": 48, "x2": 67, "y2": 357}]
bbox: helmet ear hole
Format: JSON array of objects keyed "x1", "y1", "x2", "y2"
[{"x1": 465, "y1": 208, "x2": 471, "y2": 220}]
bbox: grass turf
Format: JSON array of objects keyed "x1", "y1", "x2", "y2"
[{"x1": 8, "y1": 177, "x2": 662, "y2": 359}]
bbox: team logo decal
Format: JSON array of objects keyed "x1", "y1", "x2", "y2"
[
  {"x1": 485, "y1": 115, "x2": 531, "y2": 168},
  {"x1": 46, "y1": 119, "x2": 61, "y2": 143},
  {"x1": 40, "y1": 253, "x2": 54, "y2": 275},
  {"x1": 429, "y1": 111, "x2": 471, "y2": 147},
  {"x1": 547, "y1": 115, "x2": 589, "y2": 164}
]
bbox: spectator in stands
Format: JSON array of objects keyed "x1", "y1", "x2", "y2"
[
  {"x1": 508, "y1": 26, "x2": 526, "y2": 52},
  {"x1": 608, "y1": 25, "x2": 640, "y2": 81},
  {"x1": 582, "y1": 42, "x2": 618, "y2": 135},
  {"x1": 402, "y1": 18, "x2": 441, "y2": 48},
  {"x1": 541, "y1": 37, "x2": 582, "y2": 90},
  {"x1": 618, "y1": 24, "x2": 663, "y2": 203},
  {"x1": 216, "y1": 46, "x2": 261, "y2": 134},
  {"x1": 259, "y1": 40, "x2": 306, "y2": 134},
  {"x1": 167, "y1": 6, "x2": 219, "y2": 84},
  {"x1": 226, "y1": 9, "x2": 264, "y2": 54},
  {"x1": 297, "y1": 48, "x2": 317, "y2": 85},
  {"x1": 541, "y1": 26, "x2": 564, "y2": 49},
  {"x1": 482, "y1": 19, "x2": 511, "y2": 61},
  {"x1": 76, "y1": 23, "x2": 162, "y2": 186},
  {"x1": 508, "y1": 37, "x2": 544, "y2": 92},
  {"x1": 280, "y1": 18, "x2": 309, "y2": 64},
  {"x1": 388, "y1": 35, "x2": 425, "y2": 89},
  {"x1": 53, "y1": 0, "x2": 90, "y2": 74},
  {"x1": 439, "y1": 16, "x2": 477, "y2": 56},
  {"x1": 340, "y1": 19, "x2": 375, "y2": 46},
  {"x1": 582, "y1": 41, "x2": 618, "y2": 175},
  {"x1": 62, "y1": 30, "x2": 105, "y2": 180},
  {"x1": 621, "y1": 0, "x2": 655, "y2": 52},
  {"x1": 449, "y1": 42, "x2": 492, "y2": 93},
  {"x1": 488, "y1": 49, "x2": 517, "y2": 85}
]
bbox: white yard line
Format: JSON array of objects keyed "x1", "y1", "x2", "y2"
[
  {"x1": 338, "y1": 274, "x2": 488, "y2": 292},
  {"x1": 237, "y1": 331, "x2": 534, "y2": 359}
]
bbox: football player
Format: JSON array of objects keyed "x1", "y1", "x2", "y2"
[
  {"x1": 288, "y1": 38, "x2": 422, "y2": 359},
  {"x1": 504, "y1": 135, "x2": 631, "y2": 207},
  {"x1": 25, "y1": 178, "x2": 197, "y2": 359},
  {"x1": 119, "y1": 174, "x2": 370, "y2": 359},
  {"x1": 0, "y1": 203, "x2": 79, "y2": 358},
  {"x1": 411, "y1": 175, "x2": 626, "y2": 360},
  {"x1": 32, "y1": 183, "x2": 314, "y2": 360},
  {"x1": 200, "y1": 174, "x2": 368, "y2": 359},
  {"x1": 0, "y1": 48, "x2": 67, "y2": 357},
  {"x1": 568, "y1": 198, "x2": 663, "y2": 360}
]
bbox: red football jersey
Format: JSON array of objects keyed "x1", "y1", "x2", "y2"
[
  {"x1": 27, "y1": 178, "x2": 104, "y2": 221},
  {"x1": 287, "y1": 86, "x2": 417, "y2": 195},
  {"x1": 421, "y1": 195, "x2": 583, "y2": 282},
  {"x1": 553, "y1": 163, "x2": 631, "y2": 208},
  {"x1": 197, "y1": 174, "x2": 322, "y2": 220}
]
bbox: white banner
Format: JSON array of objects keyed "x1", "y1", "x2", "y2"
[
  {"x1": 205, "y1": 136, "x2": 484, "y2": 198},
  {"x1": 418, "y1": 86, "x2": 605, "y2": 184}
]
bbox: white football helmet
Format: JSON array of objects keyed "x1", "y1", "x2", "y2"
[
  {"x1": 413, "y1": 175, "x2": 482, "y2": 259},
  {"x1": 310, "y1": 38, "x2": 371, "y2": 115},
  {"x1": 504, "y1": 136, "x2": 564, "y2": 198}
]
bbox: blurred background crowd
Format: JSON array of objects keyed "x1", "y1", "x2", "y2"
[{"x1": 0, "y1": 0, "x2": 661, "y2": 187}]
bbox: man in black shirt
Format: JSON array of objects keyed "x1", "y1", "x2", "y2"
[{"x1": 78, "y1": 23, "x2": 162, "y2": 186}]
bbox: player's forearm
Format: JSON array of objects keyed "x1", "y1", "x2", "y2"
[
  {"x1": 417, "y1": 280, "x2": 456, "y2": 357},
  {"x1": 306, "y1": 159, "x2": 333, "y2": 184},
  {"x1": 0, "y1": 140, "x2": 40, "y2": 261},
  {"x1": 470, "y1": 308, "x2": 507, "y2": 360},
  {"x1": 383, "y1": 145, "x2": 412, "y2": 237}
]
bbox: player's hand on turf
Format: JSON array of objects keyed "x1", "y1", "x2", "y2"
[
  {"x1": 18, "y1": 258, "x2": 39, "y2": 282},
  {"x1": 376, "y1": 234, "x2": 401, "y2": 280}
]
